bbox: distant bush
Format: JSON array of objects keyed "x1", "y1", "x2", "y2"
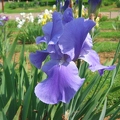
[
  {"x1": 103, "y1": 1, "x2": 113, "y2": 6},
  {"x1": 8, "y1": 1, "x2": 40, "y2": 9},
  {"x1": 18, "y1": 24, "x2": 43, "y2": 44},
  {"x1": 116, "y1": 0, "x2": 120, "y2": 8},
  {"x1": 18, "y1": 2, "x2": 24, "y2": 8},
  {"x1": 9, "y1": 2, "x2": 17, "y2": 9}
]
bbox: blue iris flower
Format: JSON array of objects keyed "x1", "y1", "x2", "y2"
[
  {"x1": 29, "y1": 8, "x2": 115, "y2": 104},
  {"x1": 88, "y1": 0, "x2": 102, "y2": 16}
]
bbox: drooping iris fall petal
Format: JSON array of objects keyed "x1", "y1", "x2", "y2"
[
  {"x1": 35, "y1": 60, "x2": 85, "y2": 104},
  {"x1": 79, "y1": 49, "x2": 116, "y2": 75}
]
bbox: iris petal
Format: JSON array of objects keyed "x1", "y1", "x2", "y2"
[
  {"x1": 29, "y1": 50, "x2": 49, "y2": 69},
  {"x1": 88, "y1": 0, "x2": 102, "y2": 15},
  {"x1": 36, "y1": 36, "x2": 47, "y2": 44},
  {"x1": 35, "y1": 60, "x2": 84, "y2": 104},
  {"x1": 62, "y1": 7, "x2": 74, "y2": 24},
  {"x1": 48, "y1": 11, "x2": 63, "y2": 45},
  {"x1": 62, "y1": 0, "x2": 70, "y2": 12},
  {"x1": 79, "y1": 50, "x2": 116, "y2": 75},
  {"x1": 80, "y1": 33, "x2": 93, "y2": 56},
  {"x1": 42, "y1": 22, "x2": 53, "y2": 42},
  {"x1": 59, "y1": 18, "x2": 95, "y2": 61}
]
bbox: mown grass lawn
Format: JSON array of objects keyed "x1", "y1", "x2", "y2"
[
  {"x1": 1, "y1": 4, "x2": 53, "y2": 13},
  {"x1": 1, "y1": 0, "x2": 120, "y2": 13},
  {"x1": 6, "y1": 17, "x2": 120, "y2": 53}
]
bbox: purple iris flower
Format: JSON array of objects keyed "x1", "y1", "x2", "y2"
[
  {"x1": 62, "y1": 0, "x2": 70, "y2": 11},
  {"x1": 29, "y1": 8, "x2": 115, "y2": 104},
  {"x1": 88, "y1": 0, "x2": 102, "y2": 16},
  {"x1": 0, "y1": 16, "x2": 9, "y2": 26},
  {"x1": 0, "y1": 16, "x2": 9, "y2": 21}
]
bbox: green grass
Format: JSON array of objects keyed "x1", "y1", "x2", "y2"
[
  {"x1": 0, "y1": 2, "x2": 53, "y2": 13},
  {"x1": 15, "y1": 44, "x2": 39, "y2": 52},
  {"x1": 93, "y1": 41, "x2": 118, "y2": 52},
  {"x1": 1, "y1": 6, "x2": 53, "y2": 13},
  {"x1": 97, "y1": 31, "x2": 120, "y2": 38},
  {"x1": 99, "y1": 21, "x2": 116, "y2": 30},
  {"x1": 100, "y1": 3, "x2": 118, "y2": 12},
  {"x1": 1, "y1": 1, "x2": 120, "y2": 13}
]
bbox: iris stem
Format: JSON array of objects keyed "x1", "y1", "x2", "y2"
[
  {"x1": 78, "y1": 0, "x2": 83, "y2": 17},
  {"x1": 63, "y1": 103, "x2": 66, "y2": 114}
]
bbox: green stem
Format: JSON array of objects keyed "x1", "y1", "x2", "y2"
[
  {"x1": 63, "y1": 103, "x2": 66, "y2": 115},
  {"x1": 78, "y1": 0, "x2": 83, "y2": 17}
]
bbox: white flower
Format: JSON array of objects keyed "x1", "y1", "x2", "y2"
[
  {"x1": 19, "y1": 21, "x2": 23, "y2": 25},
  {"x1": 38, "y1": 14, "x2": 43, "y2": 19},
  {"x1": 21, "y1": 19, "x2": 25, "y2": 23},
  {"x1": 28, "y1": 13, "x2": 32, "y2": 16},
  {"x1": 38, "y1": 19, "x2": 42, "y2": 24},
  {"x1": 29, "y1": 16, "x2": 34, "y2": 23},
  {"x1": 82, "y1": 5, "x2": 85, "y2": 9},
  {"x1": 45, "y1": 9, "x2": 49, "y2": 14},
  {"x1": 53, "y1": 4, "x2": 56, "y2": 10},
  {"x1": 17, "y1": 24, "x2": 22, "y2": 28},
  {"x1": 16, "y1": 17, "x2": 20, "y2": 22},
  {"x1": 20, "y1": 13, "x2": 26, "y2": 17},
  {"x1": 49, "y1": 10, "x2": 53, "y2": 13}
]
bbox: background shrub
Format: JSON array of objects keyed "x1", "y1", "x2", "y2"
[
  {"x1": 18, "y1": 2, "x2": 24, "y2": 8},
  {"x1": 9, "y1": 2, "x2": 17, "y2": 9},
  {"x1": 116, "y1": 0, "x2": 120, "y2": 8},
  {"x1": 18, "y1": 23, "x2": 43, "y2": 44},
  {"x1": 103, "y1": 1, "x2": 113, "y2": 6}
]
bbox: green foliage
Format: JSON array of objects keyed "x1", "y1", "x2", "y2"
[
  {"x1": 7, "y1": 2, "x2": 39, "y2": 10},
  {"x1": 0, "y1": 23, "x2": 119, "y2": 119},
  {"x1": 112, "y1": 16, "x2": 120, "y2": 30},
  {"x1": 3, "y1": 2, "x2": 53, "y2": 13},
  {"x1": 17, "y1": 23, "x2": 43, "y2": 44},
  {"x1": 0, "y1": 36, "x2": 120, "y2": 119},
  {"x1": 93, "y1": 41, "x2": 118, "y2": 52},
  {"x1": 103, "y1": 0, "x2": 113, "y2": 6},
  {"x1": 100, "y1": 16, "x2": 108, "y2": 22},
  {"x1": 0, "y1": 5, "x2": 120, "y2": 119},
  {"x1": 100, "y1": 21, "x2": 114, "y2": 30},
  {"x1": 8, "y1": 2, "x2": 17, "y2": 9},
  {"x1": 6, "y1": 1, "x2": 55, "y2": 10},
  {"x1": 116, "y1": 0, "x2": 120, "y2": 8},
  {"x1": 97, "y1": 31, "x2": 120, "y2": 38}
]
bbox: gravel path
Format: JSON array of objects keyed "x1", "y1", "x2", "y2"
[
  {"x1": 1, "y1": 12, "x2": 119, "y2": 20},
  {"x1": 0, "y1": 12, "x2": 41, "y2": 19}
]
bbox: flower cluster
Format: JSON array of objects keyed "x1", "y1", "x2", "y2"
[
  {"x1": 38, "y1": 9, "x2": 53, "y2": 25},
  {"x1": 16, "y1": 13, "x2": 34, "y2": 28},
  {"x1": 16, "y1": 9, "x2": 54, "y2": 28},
  {"x1": 29, "y1": 8, "x2": 115, "y2": 104}
]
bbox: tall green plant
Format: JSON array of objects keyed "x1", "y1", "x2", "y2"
[{"x1": 18, "y1": 23, "x2": 43, "y2": 44}]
